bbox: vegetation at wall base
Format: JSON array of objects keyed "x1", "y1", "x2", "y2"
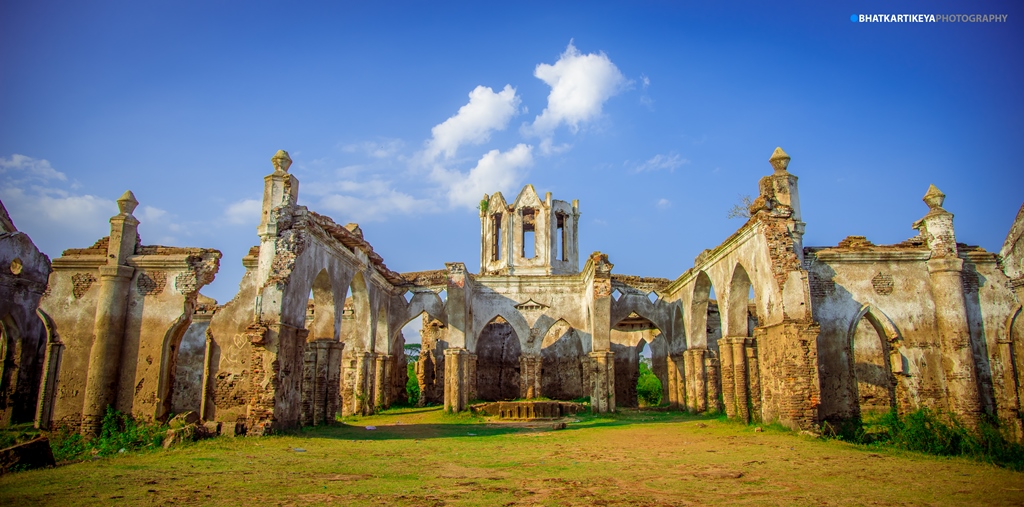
[
  {"x1": 48, "y1": 407, "x2": 169, "y2": 463},
  {"x1": 827, "y1": 408, "x2": 1024, "y2": 471}
]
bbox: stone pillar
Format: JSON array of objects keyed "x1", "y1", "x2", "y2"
[
  {"x1": 719, "y1": 340, "x2": 736, "y2": 419},
  {"x1": 730, "y1": 337, "x2": 750, "y2": 423},
  {"x1": 326, "y1": 341, "x2": 343, "y2": 422},
  {"x1": 444, "y1": 348, "x2": 469, "y2": 412},
  {"x1": 34, "y1": 324, "x2": 63, "y2": 430},
  {"x1": 81, "y1": 191, "x2": 139, "y2": 436},
  {"x1": 341, "y1": 349, "x2": 373, "y2": 416},
  {"x1": 746, "y1": 339, "x2": 762, "y2": 421},
  {"x1": 705, "y1": 354, "x2": 722, "y2": 413},
  {"x1": 300, "y1": 342, "x2": 316, "y2": 426},
  {"x1": 765, "y1": 147, "x2": 806, "y2": 261},
  {"x1": 467, "y1": 354, "x2": 478, "y2": 401},
  {"x1": 589, "y1": 351, "x2": 615, "y2": 413},
  {"x1": 520, "y1": 354, "x2": 542, "y2": 399},
  {"x1": 373, "y1": 353, "x2": 389, "y2": 411},
  {"x1": 914, "y1": 185, "x2": 982, "y2": 427},
  {"x1": 667, "y1": 353, "x2": 685, "y2": 410},
  {"x1": 312, "y1": 341, "x2": 331, "y2": 425}
]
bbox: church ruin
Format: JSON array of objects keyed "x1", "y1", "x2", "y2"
[{"x1": 1, "y1": 147, "x2": 1021, "y2": 439}]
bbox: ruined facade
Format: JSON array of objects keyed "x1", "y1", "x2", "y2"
[{"x1": 0, "y1": 146, "x2": 1020, "y2": 439}]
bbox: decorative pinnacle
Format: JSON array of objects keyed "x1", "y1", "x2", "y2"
[
  {"x1": 923, "y1": 184, "x2": 945, "y2": 210},
  {"x1": 117, "y1": 190, "x2": 139, "y2": 215},
  {"x1": 271, "y1": 150, "x2": 292, "y2": 173},
  {"x1": 769, "y1": 147, "x2": 790, "y2": 174}
]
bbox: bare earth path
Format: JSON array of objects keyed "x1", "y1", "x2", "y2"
[{"x1": 1, "y1": 408, "x2": 1022, "y2": 506}]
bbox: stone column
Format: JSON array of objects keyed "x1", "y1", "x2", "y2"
[
  {"x1": 34, "y1": 325, "x2": 63, "y2": 430},
  {"x1": 730, "y1": 337, "x2": 750, "y2": 423},
  {"x1": 341, "y1": 349, "x2": 373, "y2": 416},
  {"x1": 667, "y1": 353, "x2": 685, "y2": 410},
  {"x1": 444, "y1": 347, "x2": 469, "y2": 412},
  {"x1": 312, "y1": 341, "x2": 331, "y2": 425},
  {"x1": 520, "y1": 354, "x2": 542, "y2": 399},
  {"x1": 81, "y1": 191, "x2": 139, "y2": 436},
  {"x1": 705, "y1": 354, "x2": 722, "y2": 413},
  {"x1": 467, "y1": 354, "x2": 478, "y2": 402},
  {"x1": 373, "y1": 353, "x2": 389, "y2": 411},
  {"x1": 719, "y1": 339, "x2": 736, "y2": 419},
  {"x1": 914, "y1": 185, "x2": 982, "y2": 427},
  {"x1": 589, "y1": 351, "x2": 615, "y2": 413},
  {"x1": 326, "y1": 341, "x2": 343, "y2": 422},
  {"x1": 683, "y1": 349, "x2": 698, "y2": 412},
  {"x1": 746, "y1": 339, "x2": 762, "y2": 421}
]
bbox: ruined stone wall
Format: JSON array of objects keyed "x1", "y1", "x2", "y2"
[
  {"x1": 757, "y1": 322, "x2": 820, "y2": 430},
  {"x1": 540, "y1": 327, "x2": 585, "y2": 400},
  {"x1": 0, "y1": 229, "x2": 51, "y2": 427},
  {"x1": 805, "y1": 240, "x2": 943, "y2": 422},
  {"x1": 204, "y1": 249, "x2": 258, "y2": 426},
  {"x1": 40, "y1": 235, "x2": 220, "y2": 429},
  {"x1": 476, "y1": 320, "x2": 521, "y2": 401},
  {"x1": 807, "y1": 232, "x2": 1021, "y2": 436},
  {"x1": 170, "y1": 304, "x2": 213, "y2": 415}
]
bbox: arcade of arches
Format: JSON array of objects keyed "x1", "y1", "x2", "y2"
[{"x1": 1, "y1": 147, "x2": 1023, "y2": 440}]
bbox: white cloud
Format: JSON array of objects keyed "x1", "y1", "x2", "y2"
[
  {"x1": 656, "y1": 198, "x2": 672, "y2": 210},
  {"x1": 425, "y1": 85, "x2": 520, "y2": 161},
  {"x1": 0, "y1": 154, "x2": 67, "y2": 182},
  {"x1": 342, "y1": 139, "x2": 405, "y2": 159},
  {"x1": 433, "y1": 144, "x2": 534, "y2": 209},
  {"x1": 1, "y1": 155, "x2": 116, "y2": 255},
  {"x1": 318, "y1": 188, "x2": 433, "y2": 223},
  {"x1": 224, "y1": 198, "x2": 262, "y2": 226},
  {"x1": 524, "y1": 41, "x2": 628, "y2": 140},
  {"x1": 631, "y1": 152, "x2": 689, "y2": 173}
]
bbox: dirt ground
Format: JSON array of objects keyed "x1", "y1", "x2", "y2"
[{"x1": 1, "y1": 408, "x2": 1022, "y2": 506}]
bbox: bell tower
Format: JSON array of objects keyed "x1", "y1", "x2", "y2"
[{"x1": 480, "y1": 185, "x2": 580, "y2": 276}]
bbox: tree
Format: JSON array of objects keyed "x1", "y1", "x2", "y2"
[{"x1": 727, "y1": 194, "x2": 754, "y2": 220}]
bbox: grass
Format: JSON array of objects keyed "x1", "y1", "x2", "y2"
[{"x1": 1, "y1": 407, "x2": 1023, "y2": 506}]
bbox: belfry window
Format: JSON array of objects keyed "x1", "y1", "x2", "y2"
[
  {"x1": 522, "y1": 208, "x2": 536, "y2": 259},
  {"x1": 491, "y1": 213, "x2": 502, "y2": 261},
  {"x1": 556, "y1": 213, "x2": 566, "y2": 261}
]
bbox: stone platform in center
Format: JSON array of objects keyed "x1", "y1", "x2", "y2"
[{"x1": 470, "y1": 401, "x2": 585, "y2": 420}]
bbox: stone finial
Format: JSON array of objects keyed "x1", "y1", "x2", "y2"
[
  {"x1": 923, "y1": 184, "x2": 945, "y2": 210},
  {"x1": 271, "y1": 150, "x2": 292, "y2": 173},
  {"x1": 117, "y1": 190, "x2": 139, "y2": 215},
  {"x1": 769, "y1": 147, "x2": 790, "y2": 174}
]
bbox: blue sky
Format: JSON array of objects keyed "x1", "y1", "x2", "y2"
[{"x1": 2, "y1": 1, "x2": 1022, "y2": 306}]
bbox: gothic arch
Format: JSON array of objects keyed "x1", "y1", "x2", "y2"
[
  {"x1": 689, "y1": 271, "x2": 713, "y2": 348},
  {"x1": 847, "y1": 303, "x2": 904, "y2": 413},
  {"x1": 725, "y1": 262, "x2": 755, "y2": 338}
]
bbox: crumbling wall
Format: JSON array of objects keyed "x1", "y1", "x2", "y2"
[
  {"x1": 475, "y1": 319, "x2": 520, "y2": 401},
  {"x1": 540, "y1": 327, "x2": 585, "y2": 400},
  {"x1": 170, "y1": 300, "x2": 215, "y2": 415},
  {"x1": 0, "y1": 227, "x2": 51, "y2": 427},
  {"x1": 416, "y1": 316, "x2": 446, "y2": 405},
  {"x1": 204, "y1": 248, "x2": 259, "y2": 426}
]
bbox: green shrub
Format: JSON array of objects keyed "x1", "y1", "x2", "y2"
[
  {"x1": 636, "y1": 360, "x2": 662, "y2": 407},
  {"x1": 406, "y1": 362, "x2": 420, "y2": 406},
  {"x1": 858, "y1": 408, "x2": 1024, "y2": 471}
]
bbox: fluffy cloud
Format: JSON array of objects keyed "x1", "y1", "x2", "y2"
[
  {"x1": 525, "y1": 41, "x2": 628, "y2": 141},
  {"x1": 224, "y1": 198, "x2": 262, "y2": 226},
  {"x1": 631, "y1": 152, "x2": 689, "y2": 173},
  {"x1": 0, "y1": 155, "x2": 118, "y2": 254},
  {"x1": 425, "y1": 85, "x2": 521, "y2": 161},
  {"x1": 434, "y1": 143, "x2": 534, "y2": 209},
  {"x1": 656, "y1": 198, "x2": 672, "y2": 210},
  {"x1": 0, "y1": 153, "x2": 67, "y2": 182},
  {"x1": 315, "y1": 179, "x2": 436, "y2": 223},
  {"x1": 342, "y1": 139, "x2": 405, "y2": 159}
]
